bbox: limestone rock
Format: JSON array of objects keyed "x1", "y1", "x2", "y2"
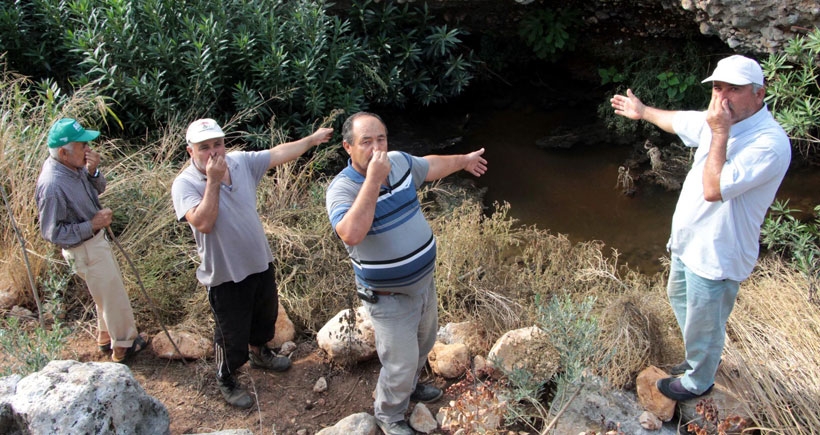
[
  {"x1": 639, "y1": 410, "x2": 663, "y2": 430},
  {"x1": 1, "y1": 360, "x2": 169, "y2": 434},
  {"x1": 152, "y1": 329, "x2": 211, "y2": 360},
  {"x1": 313, "y1": 376, "x2": 328, "y2": 393},
  {"x1": 409, "y1": 403, "x2": 438, "y2": 433},
  {"x1": 317, "y1": 306, "x2": 377, "y2": 363},
  {"x1": 487, "y1": 326, "x2": 559, "y2": 384},
  {"x1": 315, "y1": 412, "x2": 377, "y2": 435},
  {"x1": 636, "y1": 366, "x2": 676, "y2": 422},
  {"x1": 429, "y1": 342, "x2": 470, "y2": 379}
]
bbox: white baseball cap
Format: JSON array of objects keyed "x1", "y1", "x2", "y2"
[
  {"x1": 701, "y1": 55, "x2": 764, "y2": 86},
  {"x1": 186, "y1": 118, "x2": 225, "y2": 144}
]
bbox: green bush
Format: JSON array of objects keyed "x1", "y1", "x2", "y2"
[
  {"x1": 518, "y1": 8, "x2": 579, "y2": 62},
  {"x1": 0, "y1": 0, "x2": 475, "y2": 143},
  {"x1": 761, "y1": 200, "x2": 820, "y2": 302},
  {"x1": 597, "y1": 42, "x2": 711, "y2": 140},
  {"x1": 0, "y1": 317, "x2": 70, "y2": 376},
  {"x1": 762, "y1": 27, "x2": 820, "y2": 161}
]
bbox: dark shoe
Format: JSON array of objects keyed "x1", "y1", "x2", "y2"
[
  {"x1": 375, "y1": 418, "x2": 415, "y2": 435},
  {"x1": 668, "y1": 361, "x2": 692, "y2": 376},
  {"x1": 410, "y1": 383, "x2": 443, "y2": 403},
  {"x1": 217, "y1": 374, "x2": 253, "y2": 409},
  {"x1": 98, "y1": 342, "x2": 112, "y2": 353},
  {"x1": 112, "y1": 334, "x2": 148, "y2": 363},
  {"x1": 249, "y1": 346, "x2": 292, "y2": 371},
  {"x1": 656, "y1": 377, "x2": 713, "y2": 401}
]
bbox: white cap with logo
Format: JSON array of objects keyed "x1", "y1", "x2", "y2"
[
  {"x1": 186, "y1": 118, "x2": 225, "y2": 144},
  {"x1": 701, "y1": 55, "x2": 764, "y2": 86}
]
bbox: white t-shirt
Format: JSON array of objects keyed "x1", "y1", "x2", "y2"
[{"x1": 669, "y1": 106, "x2": 791, "y2": 281}]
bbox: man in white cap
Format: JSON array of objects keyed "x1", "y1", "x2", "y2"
[
  {"x1": 36, "y1": 118, "x2": 146, "y2": 363},
  {"x1": 610, "y1": 55, "x2": 791, "y2": 401},
  {"x1": 172, "y1": 118, "x2": 332, "y2": 408}
]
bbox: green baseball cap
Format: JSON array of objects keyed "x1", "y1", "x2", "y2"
[{"x1": 47, "y1": 118, "x2": 100, "y2": 148}]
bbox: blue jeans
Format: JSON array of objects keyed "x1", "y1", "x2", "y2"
[{"x1": 667, "y1": 255, "x2": 739, "y2": 394}]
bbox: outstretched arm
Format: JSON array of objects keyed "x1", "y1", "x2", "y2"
[
  {"x1": 424, "y1": 148, "x2": 487, "y2": 182},
  {"x1": 268, "y1": 127, "x2": 334, "y2": 169},
  {"x1": 611, "y1": 89, "x2": 678, "y2": 134}
]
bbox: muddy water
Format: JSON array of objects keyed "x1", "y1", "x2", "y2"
[{"x1": 450, "y1": 105, "x2": 820, "y2": 275}]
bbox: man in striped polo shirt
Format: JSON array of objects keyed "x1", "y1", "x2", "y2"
[{"x1": 326, "y1": 112, "x2": 487, "y2": 435}]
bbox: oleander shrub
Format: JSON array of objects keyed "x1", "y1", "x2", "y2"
[{"x1": 0, "y1": 0, "x2": 476, "y2": 144}]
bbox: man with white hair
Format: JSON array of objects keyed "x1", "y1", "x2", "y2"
[
  {"x1": 172, "y1": 118, "x2": 332, "y2": 408},
  {"x1": 36, "y1": 118, "x2": 146, "y2": 363},
  {"x1": 611, "y1": 55, "x2": 791, "y2": 401}
]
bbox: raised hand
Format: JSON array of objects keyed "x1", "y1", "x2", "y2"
[{"x1": 611, "y1": 89, "x2": 646, "y2": 120}]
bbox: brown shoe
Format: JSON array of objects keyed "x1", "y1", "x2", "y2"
[{"x1": 112, "y1": 334, "x2": 148, "y2": 363}]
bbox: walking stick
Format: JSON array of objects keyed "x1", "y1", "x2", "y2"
[
  {"x1": 105, "y1": 226, "x2": 186, "y2": 364},
  {"x1": 0, "y1": 184, "x2": 45, "y2": 328}
]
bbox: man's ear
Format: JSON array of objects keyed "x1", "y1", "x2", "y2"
[
  {"x1": 185, "y1": 145, "x2": 193, "y2": 158},
  {"x1": 342, "y1": 141, "x2": 352, "y2": 155}
]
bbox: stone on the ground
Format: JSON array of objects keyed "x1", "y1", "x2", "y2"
[
  {"x1": 317, "y1": 306, "x2": 376, "y2": 363},
  {"x1": 315, "y1": 412, "x2": 377, "y2": 435},
  {"x1": 0, "y1": 360, "x2": 169, "y2": 434},
  {"x1": 639, "y1": 411, "x2": 662, "y2": 430},
  {"x1": 636, "y1": 366, "x2": 676, "y2": 422},
  {"x1": 409, "y1": 403, "x2": 438, "y2": 433},
  {"x1": 436, "y1": 321, "x2": 485, "y2": 353},
  {"x1": 269, "y1": 302, "x2": 296, "y2": 348},
  {"x1": 553, "y1": 373, "x2": 677, "y2": 435},
  {"x1": 429, "y1": 342, "x2": 470, "y2": 379},
  {"x1": 313, "y1": 376, "x2": 328, "y2": 393},
  {"x1": 152, "y1": 329, "x2": 211, "y2": 360},
  {"x1": 486, "y1": 326, "x2": 559, "y2": 384}
]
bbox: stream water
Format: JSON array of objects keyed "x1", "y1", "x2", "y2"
[{"x1": 388, "y1": 92, "x2": 820, "y2": 276}]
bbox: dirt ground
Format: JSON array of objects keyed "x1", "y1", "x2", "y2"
[{"x1": 62, "y1": 331, "x2": 450, "y2": 435}]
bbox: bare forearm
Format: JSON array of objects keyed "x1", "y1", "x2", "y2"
[
  {"x1": 185, "y1": 180, "x2": 221, "y2": 233},
  {"x1": 335, "y1": 178, "x2": 381, "y2": 246},
  {"x1": 641, "y1": 106, "x2": 678, "y2": 134},
  {"x1": 703, "y1": 134, "x2": 728, "y2": 202},
  {"x1": 424, "y1": 154, "x2": 466, "y2": 181}
]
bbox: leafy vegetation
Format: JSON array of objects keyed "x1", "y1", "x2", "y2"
[
  {"x1": 0, "y1": 0, "x2": 476, "y2": 143},
  {"x1": 762, "y1": 27, "x2": 820, "y2": 161},
  {"x1": 760, "y1": 200, "x2": 820, "y2": 303},
  {"x1": 518, "y1": 8, "x2": 579, "y2": 61},
  {"x1": 596, "y1": 42, "x2": 711, "y2": 140}
]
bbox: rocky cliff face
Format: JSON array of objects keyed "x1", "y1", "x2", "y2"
[{"x1": 681, "y1": 0, "x2": 820, "y2": 54}]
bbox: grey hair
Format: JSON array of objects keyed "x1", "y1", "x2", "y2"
[
  {"x1": 48, "y1": 142, "x2": 73, "y2": 159},
  {"x1": 752, "y1": 83, "x2": 764, "y2": 93},
  {"x1": 342, "y1": 112, "x2": 387, "y2": 144}
]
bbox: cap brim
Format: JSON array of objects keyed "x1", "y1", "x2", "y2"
[
  {"x1": 701, "y1": 74, "x2": 754, "y2": 85},
  {"x1": 75, "y1": 130, "x2": 101, "y2": 142}
]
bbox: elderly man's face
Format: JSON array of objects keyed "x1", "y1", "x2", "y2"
[
  {"x1": 187, "y1": 137, "x2": 225, "y2": 174},
  {"x1": 711, "y1": 81, "x2": 765, "y2": 124},
  {"x1": 59, "y1": 142, "x2": 90, "y2": 170},
  {"x1": 343, "y1": 115, "x2": 388, "y2": 175}
]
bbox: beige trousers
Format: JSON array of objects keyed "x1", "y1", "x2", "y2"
[{"x1": 63, "y1": 230, "x2": 138, "y2": 348}]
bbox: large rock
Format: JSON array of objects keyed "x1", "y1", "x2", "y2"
[
  {"x1": 0, "y1": 360, "x2": 169, "y2": 434},
  {"x1": 317, "y1": 306, "x2": 377, "y2": 363},
  {"x1": 553, "y1": 373, "x2": 678, "y2": 435},
  {"x1": 486, "y1": 326, "x2": 559, "y2": 384},
  {"x1": 428, "y1": 342, "x2": 470, "y2": 379},
  {"x1": 636, "y1": 365, "x2": 676, "y2": 422},
  {"x1": 315, "y1": 412, "x2": 377, "y2": 435}
]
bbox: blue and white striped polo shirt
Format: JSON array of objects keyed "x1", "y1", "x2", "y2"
[{"x1": 326, "y1": 151, "x2": 436, "y2": 291}]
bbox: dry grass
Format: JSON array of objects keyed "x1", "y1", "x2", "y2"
[
  {"x1": 3, "y1": 70, "x2": 820, "y2": 434},
  {"x1": 722, "y1": 257, "x2": 820, "y2": 433}
]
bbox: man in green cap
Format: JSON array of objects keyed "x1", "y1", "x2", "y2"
[{"x1": 35, "y1": 118, "x2": 147, "y2": 363}]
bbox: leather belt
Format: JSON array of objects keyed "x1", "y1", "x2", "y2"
[{"x1": 373, "y1": 290, "x2": 398, "y2": 296}]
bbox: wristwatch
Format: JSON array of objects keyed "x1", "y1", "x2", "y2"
[{"x1": 90, "y1": 168, "x2": 100, "y2": 178}]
